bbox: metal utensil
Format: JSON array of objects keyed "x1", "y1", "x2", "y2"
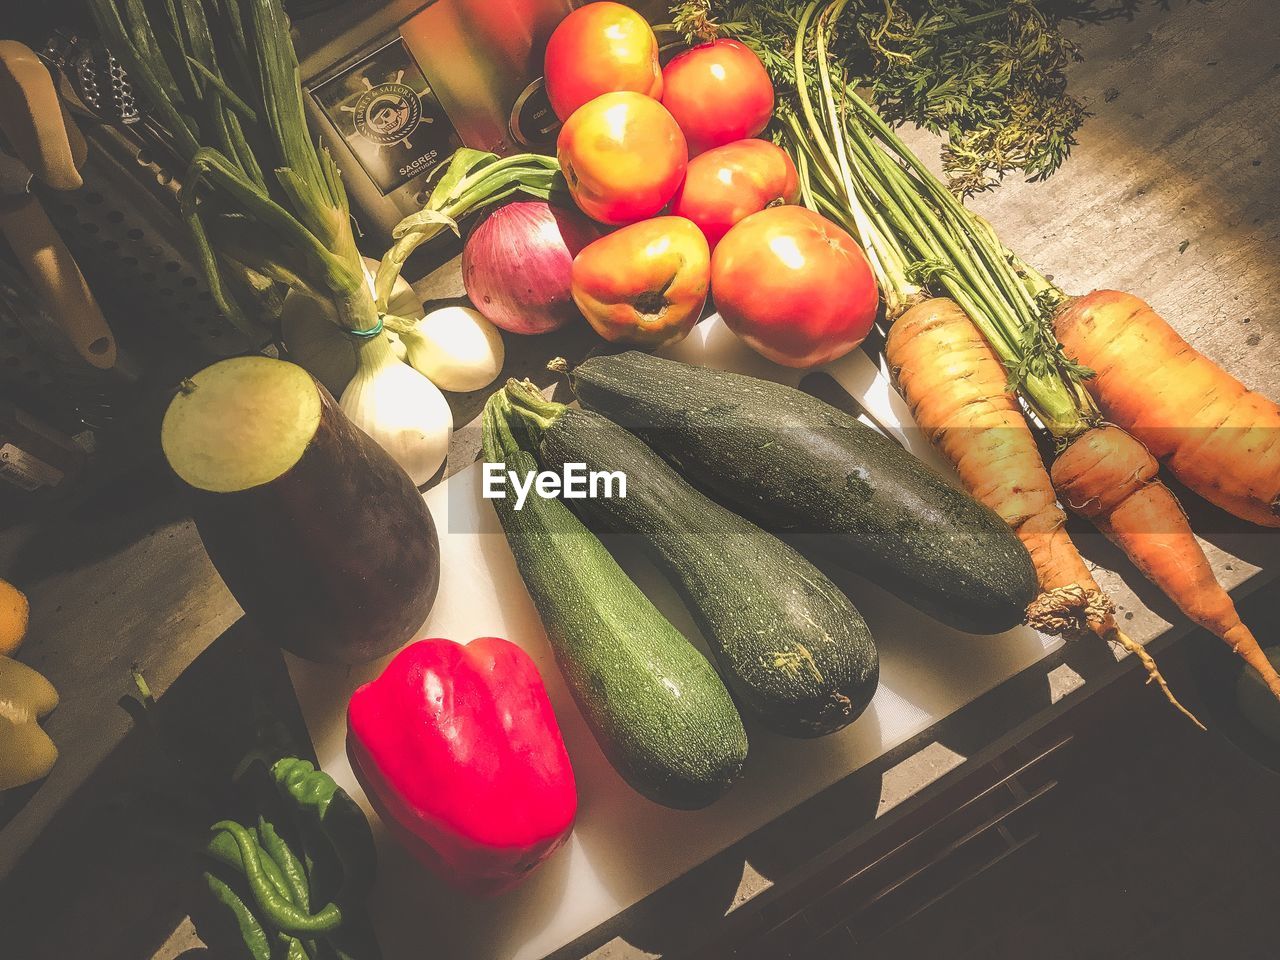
[
  {"x1": 0, "y1": 40, "x2": 117, "y2": 370},
  {"x1": 37, "y1": 32, "x2": 268, "y2": 368}
]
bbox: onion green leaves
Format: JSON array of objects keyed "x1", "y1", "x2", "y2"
[{"x1": 86, "y1": 0, "x2": 568, "y2": 338}]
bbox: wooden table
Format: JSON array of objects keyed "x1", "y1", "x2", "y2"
[{"x1": 1, "y1": 1, "x2": 1277, "y2": 957}]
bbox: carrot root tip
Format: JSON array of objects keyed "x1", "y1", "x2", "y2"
[{"x1": 1106, "y1": 627, "x2": 1206, "y2": 731}]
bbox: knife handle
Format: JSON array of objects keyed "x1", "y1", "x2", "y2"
[
  {"x1": 0, "y1": 40, "x2": 83, "y2": 191},
  {"x1": 0, "y1": 195, "x2": 117, "y2": 369}
]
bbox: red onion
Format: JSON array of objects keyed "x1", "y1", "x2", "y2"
[{"x1": 462, "y1": 201, "x2": 600, "y2": 335}]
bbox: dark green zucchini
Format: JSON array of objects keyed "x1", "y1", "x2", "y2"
[
  {"x1": 481, "y1": 394, "x2": 747, "y2": 809},
  {"x1": 567, "y1": 351, "x2": 1038, "y2": 634},
  {"x1": 504, "y1": 380, "x2": 879, "y2": 738}
]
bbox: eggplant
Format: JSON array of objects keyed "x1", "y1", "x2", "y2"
[{"x1": 162, "y1": 356, "x2": 439, "y2": 664}]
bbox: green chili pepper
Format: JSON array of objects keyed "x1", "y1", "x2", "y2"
[
  {"x1": 259, "y1": 817, "x2": 311, "y2": 911},
  {"x1": 197, "y1": 757, "x2": 379, "y2": 960},
  {"x1": 280, "y1": 933, "x2": 310, "y2": 960},
  {"x1": 212, "y1": 820, "x2": 344, "y2": 934},
  {"x1": 207, "y1": 826, "x2": 293, "y2": 904},
  {"x1": 271, "y1": 758, "x2": 376, "y2": 894},
  {"x1": 204, "y1": 870, "x2": 272, "y2": 960},
  {"x1": 253, "y1": 821, "x2": 322, "y2": 960}
]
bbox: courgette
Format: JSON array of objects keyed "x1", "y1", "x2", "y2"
[
  {"x1": 567, "y1": 352, "x2": 1038, "y2": 634},
  {"x1": 504, "y1": 380, "x2": 879, "y2": 737},
  {"x1": 481, "y1": 394, "x2": 747, "y2": 809}
]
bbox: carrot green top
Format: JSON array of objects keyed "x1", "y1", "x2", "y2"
[{"x1": 777, "y1": 0, "x2": 1098, "y2": 440}]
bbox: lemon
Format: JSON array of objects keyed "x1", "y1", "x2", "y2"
[{"x1": 0, "y1": 579, "x2": 28, "y2": 657}]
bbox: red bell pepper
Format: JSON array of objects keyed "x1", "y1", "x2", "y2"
[{"x1": 346, "y1": 637, "x2": 577, "y2": 896}]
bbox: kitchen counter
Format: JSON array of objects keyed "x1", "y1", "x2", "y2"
[{"x1": 1, "y1": 0, "x2": 1278, "y2": 957}]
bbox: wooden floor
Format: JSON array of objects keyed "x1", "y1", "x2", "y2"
[{"x1": 828, "y1": 591, "x2": 1280, "y2": 960}]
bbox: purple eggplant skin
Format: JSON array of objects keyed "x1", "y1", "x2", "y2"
[{"x1": 184, "y1": 381, "x2": 439, "y2": 665}]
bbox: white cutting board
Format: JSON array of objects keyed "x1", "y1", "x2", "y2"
[{"x1": 286, "y1": 317, "x2": 1059, "y2": 960}]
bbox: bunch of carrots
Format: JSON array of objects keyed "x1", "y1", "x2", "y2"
[{"x1": 778, "y1": 0, "x2": 1280, "y2": 723}]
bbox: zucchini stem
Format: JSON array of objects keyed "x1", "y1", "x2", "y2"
[{"x1": 502, "y1": 379, "x2": 566, "y2": 437}]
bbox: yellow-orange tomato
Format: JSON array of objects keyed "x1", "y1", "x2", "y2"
[
  {"x1": 557, "y1": 92, "x2": 688, "y2": 226},
  {"x1": 572, "y1": 216, "x2": 709, "y2": 348},
  {"x1": 544, "y1": 2, "x2": 662, "y2": 121}
]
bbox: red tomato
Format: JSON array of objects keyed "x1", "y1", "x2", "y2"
[
  {"x1": 661, "y1": 39, "x2": 775, "y2": 154},
  {"x1": 669, "y1": 139, "x2": 799, "y2": 250},
  {"x1": 711, "y1": 206, "x2": 878, "y2": 368},
  {"x1": 557, "y1": 92, "x2": 688, "y2": 225},
  {"x1": 544, "y1": 2, "x2": 662, "y2": 121}
]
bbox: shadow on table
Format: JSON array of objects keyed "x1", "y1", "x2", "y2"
[
  {"x1": 541, "y1": 752, "x2": 884, "y2": 960},
  {"x1": 9, "y1": 448, "x2": 186, "y2": 583},
  {"x1": 0, "y1": 616, "x2": 305, "y2": 960}
]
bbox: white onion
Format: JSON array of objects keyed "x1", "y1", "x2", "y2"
[
  {"x1": 387, "y1": 330, "x2": 408, "y2": 361},
  {"x1": 462, "y1": 201, "x2": 598, "y2": 334},
  {"x1": 340, "y1": 333, "x2": 453, "y2": 486},
  {"x1": 401, "y1": 306, "x2": 505, "y2": 393}
]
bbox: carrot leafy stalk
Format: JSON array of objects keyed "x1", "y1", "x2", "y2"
[
  {"x1": 669, "y1": 0, "x2": 1095, "y2": 193},
  {"x1": 781, "y1": 0, "x2": 1280, "y2": 713}
]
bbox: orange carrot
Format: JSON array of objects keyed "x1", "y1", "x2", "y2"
[
  {"x1": 1055, "y1": 290, "x2": 1280, "y2": 528},
  {"x1": 1052, "y1": 424, "x2": 1280, "y2": 700},
  {"x1": 888, "y1": 299, "x2": 1086, "y2": 624},
  {"x1": 792, "y1": 74, "x2": 1258, "y2": 712},
  {"x1": 887, "y1": 299, "x2": 1198, "y2": 723}
]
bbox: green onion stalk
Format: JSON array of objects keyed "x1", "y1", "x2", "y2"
[
  {"x1": 86, "y1": 0, "x2": 371, "y2": 335},
  {"x1": 778, "y1": 0, "x2": 1101, "y2": 444},
  {"x1": 86, "y1": 0, "x2": 565, "y2": 340}
]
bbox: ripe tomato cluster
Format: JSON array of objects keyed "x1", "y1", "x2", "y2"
[{"x1": 544, "y1": 1, "x2": 879, "y2": 367}]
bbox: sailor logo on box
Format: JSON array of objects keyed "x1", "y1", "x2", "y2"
[
  {"x1": 311, "y1": 39, "x2": 461, "y2": 196},
  {"x1": 352, "y1": 81, "x2": 423, "y2": 146}
]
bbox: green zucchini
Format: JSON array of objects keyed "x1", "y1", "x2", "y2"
[
  {"x1": 503, "y1": 380, "x2": 879, "y2": 738},
  {"x1": 481, "y1": 394, "x2": 747, "y2": 809},
  {"x1": 567, "y1": 352, "x2": 1038, "y2": 634}
]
